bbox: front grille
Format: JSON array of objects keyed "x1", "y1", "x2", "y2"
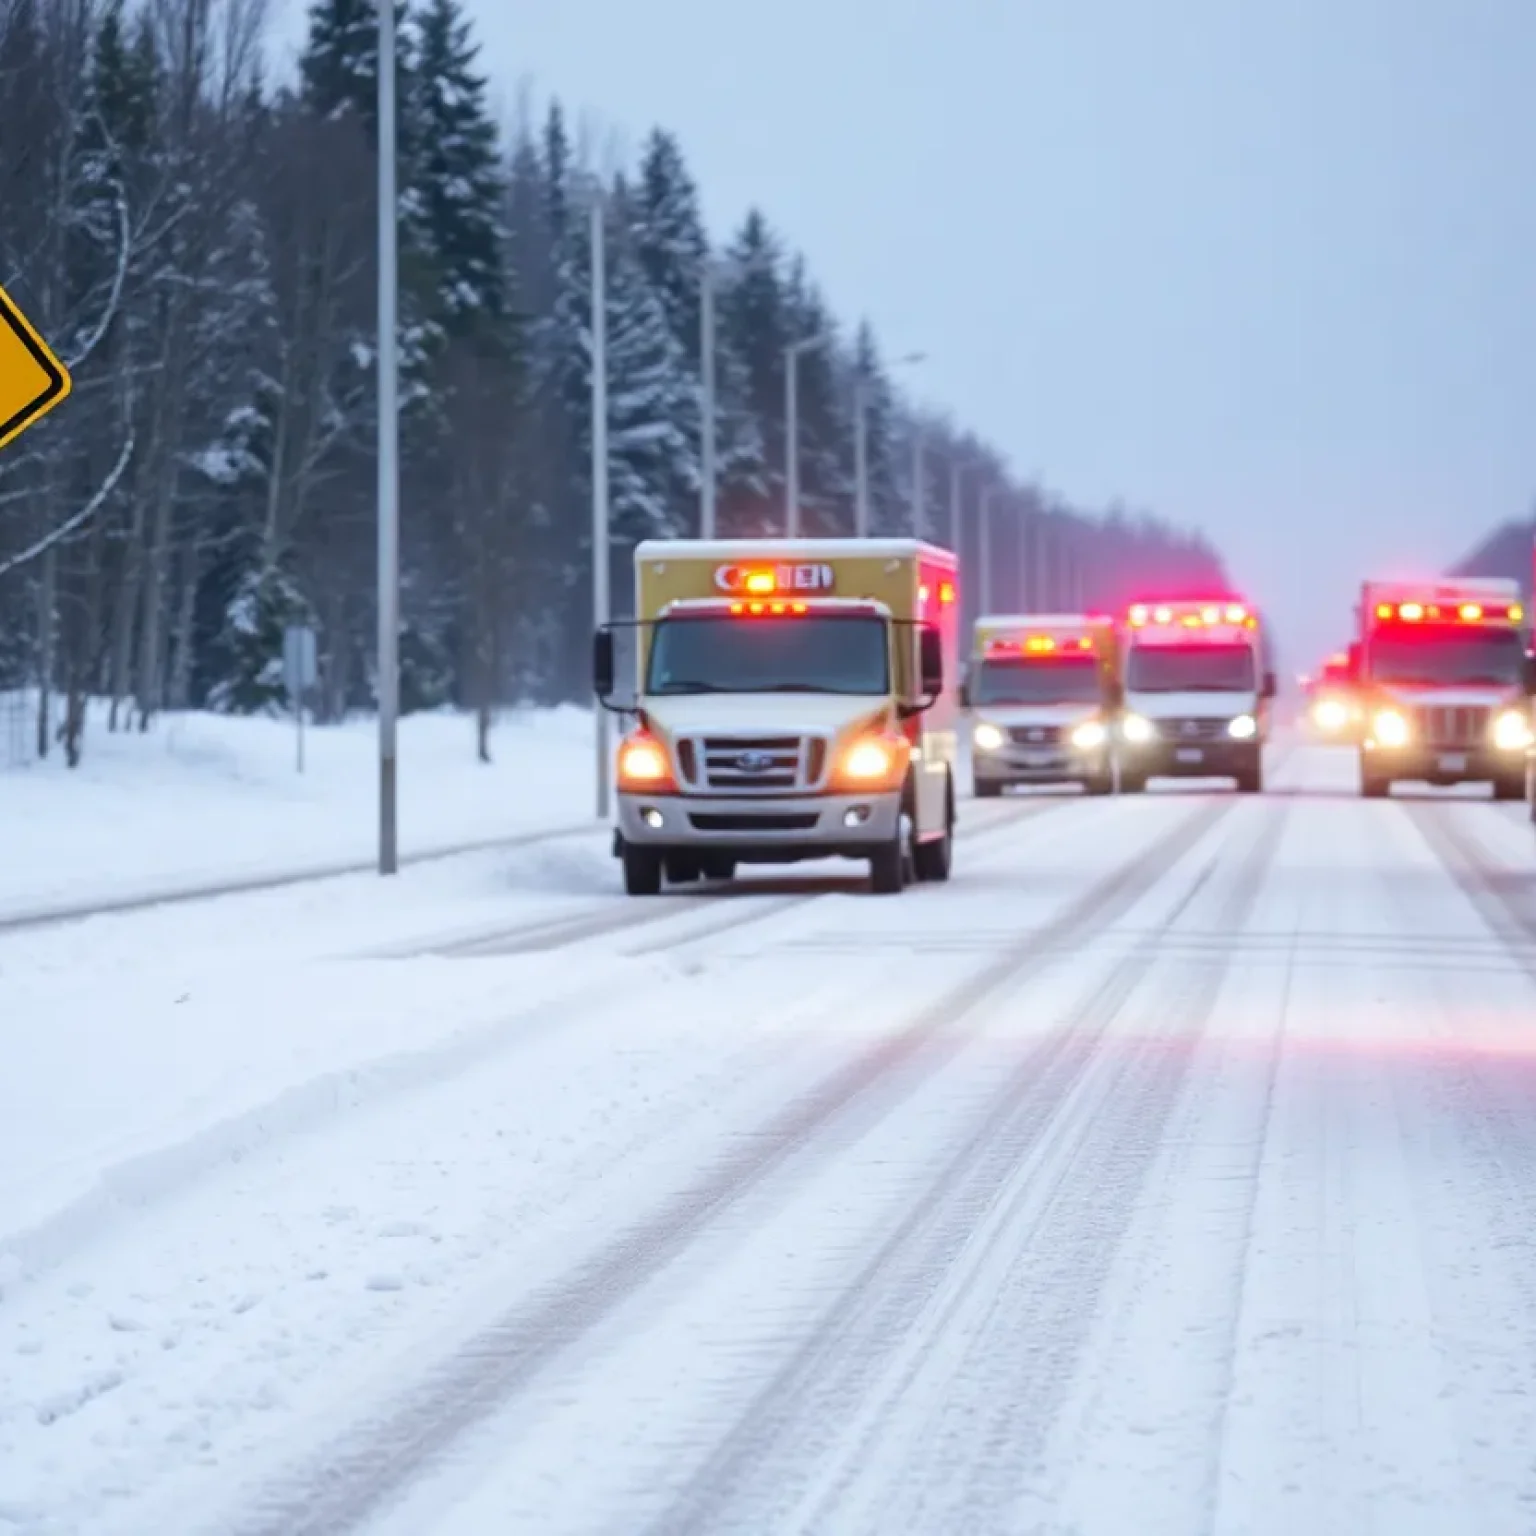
[
  {"x1": 1155, "y1": 718, "x2": 1228, "y2": 742},
  {"x1": 1008, "y1": 724, "x2": 1064, "y2": 746},
  {"x1": 688, "y1": 734, "x2": 825, "y2": 793},
  {"x1": 688, "y1": 812, "x2": 819, "y2": 832},
  {"x1": 1410, "y1": 705, "x2": 1489, "y2": 748}
]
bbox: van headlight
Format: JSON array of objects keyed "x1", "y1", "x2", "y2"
[
  {"x1": 1072, "y1": 720, "x2": 1107, "y2": 749},
  {"x1": 1121, "y1": 713, "x2": 1154, "y2": 743},
  {"x1": 1372, "y1": 709, "x2": 1409, "y2": 748},
  {"x1": 973, "y1": 722, "x2": 1005, "y2": 752},
  {"x1": 1493, "y1": 709, "x2": 1533, "y2": 751},
  {"x1": 1227, "y1": 714, "x2": 1257, "y2": 739}
]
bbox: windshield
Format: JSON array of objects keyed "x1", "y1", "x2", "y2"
[
  {"x1": 646, "y1": 614, "x2": 889, "y2": 696},
  {"x1": 973, "y1": 654, "x2": 1102, "y2": 705},
  {"x1": 1128, "y1": 643, "x2": 1255, "y2": 693},
  {"x1": 1366, "y1": 628, "x2": 1523, "y2": 687}
]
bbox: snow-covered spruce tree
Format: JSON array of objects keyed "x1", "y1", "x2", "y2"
[{"x1": 716, "y1": 209, "x2": 791, "y2": 535}]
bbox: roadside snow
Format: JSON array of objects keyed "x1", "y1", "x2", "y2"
[{"x1": 0, "y1": 702, "x2": 596, "y2": 914}]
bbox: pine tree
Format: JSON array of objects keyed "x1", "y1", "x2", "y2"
[
  {"x1": 300, "y1": 0, "x2": 407, "y2": 136},
  {"x1": 409, "y1": 0, "x2": 508, "y2": 347}
]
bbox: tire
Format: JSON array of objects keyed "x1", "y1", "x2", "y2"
[
  {"x1": 621, "y1": 841, "x2": 663, "y2": 895},
  {"x1": 1119, "y1": 771, "x2": 1147, "y2": 794},
  {"x1": 1361, "y1": 772, "x2": 1390, "y2": 799},
  {"x1": 701, "y1": 855, "x2": 736, "y2": 881},
  {"x1": 974, "y1": 779, "x2": 1003, "y2": 798},
  {"x1": 1493, "y1": 774, "x2": 1524, "y2": 802},
  {"x1": 1084, "y1": 772, "x2": 1114, "y2": 796},
  {"x1": 664, "y1": 854, "x2": 701, "y2": 883},
  {"x1": 869, "y1": 834, "x2": 905, "y2": 894},
  {"x1": 913, "y1": 782, "x2": 954, "y2": 882}
]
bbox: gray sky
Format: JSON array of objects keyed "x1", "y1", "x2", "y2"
[{"x1": 271, "y1": 0, "x2": 1536, "y2": 669}]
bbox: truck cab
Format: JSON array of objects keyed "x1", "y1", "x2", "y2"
[
  {"x1": 1354, "y1": 580, "x2": 1534, "y2": 799},
  {"x1": 1118, "y1": 599, "x2": 1274, "y2": 794},
  {"x1": 961, "y1": 614, "x2": 1120, "y2": 796},
  {"x1": 593, "y1": 538, "x2": 960, "y2": 895}
]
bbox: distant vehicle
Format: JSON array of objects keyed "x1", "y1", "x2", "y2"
[
  {"x1": 1117, "y1": 598, "x2": 1276, "y2": 793},
  {"x1": 961, "y1": 613, "x2": 1120, "y2": 796},
  {"x1": 593, "y1": 538, "x2": 959, "y2": 895},
  {"x1": 1352, "y1": 579, "x2": 1535, "y2": 799},
  {"x1": 1306, "y1": 651, "x2": 1363, "y2": 742}
]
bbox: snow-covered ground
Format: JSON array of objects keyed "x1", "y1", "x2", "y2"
[
  {"x1": 4, "y1": 743, "x2": 1536, "y2": 1534},
  {"x1": 0, "y1": 702, "x2": 598, "y2": 916}
]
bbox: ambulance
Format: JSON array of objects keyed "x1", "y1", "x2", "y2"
[
  {"x1": 961, "y1": 614, "x2": 1121, "y2": 795},
  {"x1": 592, "y1": 538, "x2": 960, "y2": 895},
  {"x1": 1118, "y1": 598, "x2": 1275, "y2": 793},
  {"x1": 1352, "y1": 578, "x2": 1535, "y2": 798},
  {"x1": 1307, "y1": 651, "x2": 1363, "y2": 742}
]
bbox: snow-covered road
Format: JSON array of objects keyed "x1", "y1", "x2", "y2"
[{"x1": 6, "y1": 745, "x2": 1536, "y2": 1534}]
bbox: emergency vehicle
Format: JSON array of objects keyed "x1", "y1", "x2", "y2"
[
  {"x1": 1352, "y1": 578, "x2": 1534, "y2": 799},
  {"x1": 1118, "y1": 598, "x2": 1275, "y2": 793},
  {"x1": 961, "y1": 614, "x2": 1121, "y2": 796},
  {"x1": 592, "y1": 538, "x2": 959, "y2": 895}
]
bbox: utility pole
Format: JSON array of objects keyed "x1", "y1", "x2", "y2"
[
  {"x1": 947, "y1": 458, "x2": 962, "y2": 554},
  {"x1": 699, "y1": 260, "x2": 716, "y2": 538},
  {"x1": 784, "y1": 334, "x2": 826, "y2": 538},
  {"x1": 376, "y1": 0, "x2": 399, "y2": 875},
  {"x1": 591, "y1": 190, "x2": 610, "y2": 818},
  {"x1": 853, "y1": 375, "x2": 870, "y2": 537},
  {"x1": 911, "y1": 428, "x2": 924, "y2": 538},
  {"x1": 979, "y1": 486, "x2": 994, "y2": 613}
]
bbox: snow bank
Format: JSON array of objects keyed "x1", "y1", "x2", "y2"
[{"x1": 0, "y1": 701, "x2": 599, "y2": 914}]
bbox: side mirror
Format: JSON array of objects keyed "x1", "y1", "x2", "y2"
[
  {"x1": 1523, "y1": 653, "x2": 1536, "y2": 696},
  {"x1": 592, "y1": 628, "x2": 615, "y2": 699},
  {"x1": 1262, "y1": 670, "x2": 1277, "y2": 701},
  {"x1": 919, "y1": 625, "x2": 944, "y2": 699}
]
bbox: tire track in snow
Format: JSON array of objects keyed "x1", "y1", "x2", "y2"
[
  {"x1": 219, "y1": 796, "x2": 1238, "y2": 1536},
  {"x1": 644, "y1": 800, "x2": 1289, "y2": 1536}
]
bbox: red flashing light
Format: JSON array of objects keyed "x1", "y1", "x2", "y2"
[
  {"x1": 938, "y1": 581, "x2": 956, "y2": 605},
  {"x1": 728, "y1": 600, "x2": 809, "y2": 616}
]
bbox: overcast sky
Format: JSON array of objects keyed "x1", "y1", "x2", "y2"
[{"x1": 271, "y1": 0, "x2": 1536, "y2": 668}]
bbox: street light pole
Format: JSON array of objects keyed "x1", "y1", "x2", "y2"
[
  {"x1": 784, "y1": 334, "x2": 826, "y2": 538},
  {"x1": 591, "y1": 189, "x2": 610, "y2": 819},
  {"x1": 979, "y1": 486, "x2": 994, "y2": 612},
  {"x1": 376, "y1": 0, "x2": 399, "y2": 876},
  {"x1": 853, "y1": 376, "x2": 869, "y2": 537},
  {"x1": 911, "y1": 428, "x2": 924, "y2": 538},
  {"x1": 699, "y1": 260, "x2": 716, "y2": 538},
  {"x1": 947, "y1": 457, "x2": 962, "y2": 554}
]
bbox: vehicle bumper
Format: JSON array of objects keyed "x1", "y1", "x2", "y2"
[
  {"x1": 1360, "y1": 744, "x2": 1521, "y2": 783},
  {"x1": 616, "y1": 790, "x2": 902, "y2": 861},
  {"x1": 1121, "y1": 740, "x2": 1260, "y2": 777},
  {"x1": 972, "y1": 744, "x2": 1111, "y2": 785}
]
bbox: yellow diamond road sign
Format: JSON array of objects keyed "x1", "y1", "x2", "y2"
[{"x1": 0, "y1": 282, "x2": 70, "y2": 452}]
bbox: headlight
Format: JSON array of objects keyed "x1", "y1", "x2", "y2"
[
  {"x1": 973, "y1": 722, "x2": 1005, "y2": 752},
  {"x1": 1372, "y1": 709, "x2": 1409, "y2": 748},
  {"x1": 1121, "y1": 713, "x2": 1154, "y2": 743},
  {"x1": 1227, "y1": 714, "x2": 1257, "y2": 740},
  {"x1": 1314, "y1": 698, "x2": 1348, "y2": 731},
  {"x1": 1493, "y1": 709, "x2": 1533, "y2": 751},
  {"x1": 617, "y1": 734, "x2": 673, "y2": 787},
  {"x1": 1072, "y1": 720, "x2": 1107, "y2": 749},
  {"x1": 840, "y1": 734, "x2": 907, "y2": 784}
]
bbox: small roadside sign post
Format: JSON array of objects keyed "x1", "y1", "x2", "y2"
[
  {"x1": 282, "y1": 624, "x2": 318, "y2": 773},
  {"x1": 0, "y1": 282, "x2": 70, "y2": 453}
]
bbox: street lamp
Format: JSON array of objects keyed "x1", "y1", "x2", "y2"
[
  {"x1": 785, "y1": 332, "x2": 828, "y2": 538},
  {"x1": 979, "y1": 485, "x2": 995, "y2": 612},
  {"x1": 376, "y1": 0, "x2": 399, "y2": 874},
  {"x1": 590, "y1": 185, "x2": 610, "y2": 818},
  {"x1": 853, "y1": 350, "x2": 924, "y2": 538}
]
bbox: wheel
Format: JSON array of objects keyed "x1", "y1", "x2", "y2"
[
  {"x1": 1119, "y1": 771, "x2": 1147, "y2": 794},
  {"x1": 913, "y1": 784, "x2": 954, "y2": 882},
  {"x1": 869, "y1": 834, "x2": 905, "y2": 893},
  {"x1": 700, "y1": 855, "x2": 736, "y2": 880},
  {"x1": 664, "y1": 854, "x2": 701, "y2": 883},
  {"x1": 621, "y1": 841, "x2": 663, "y2": 895},
  {"x1": 1084, "y1": 772, "x2": 1114, "y2": 796},
  {"x1": 1493, "y1": 775, "x2": 1524, "y2": 802},
  {"x1": 974, "y1": 779, "x2": 1003, "y2": 798},
  {"x1": 1361, "y1": 772, "x2": 1390, "y2": 799},
  {"x1": 1235, "y1": 767, "x2": 1263, "y2": 794}
]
